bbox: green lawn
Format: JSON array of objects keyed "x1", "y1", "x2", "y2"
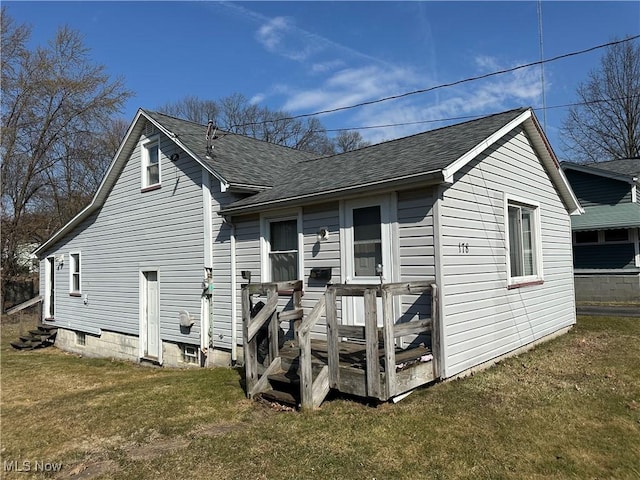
[{"x1": 1, "y1": 315, "x2": 639, "y2": 479}]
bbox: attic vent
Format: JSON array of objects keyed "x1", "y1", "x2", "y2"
[{"x1": 145, "y1": 122, "x2": 156, "y2": 136}]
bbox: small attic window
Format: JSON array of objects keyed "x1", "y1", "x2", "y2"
[{"x1": 141, "y1": 137, "x2": 161, "y2": 190}]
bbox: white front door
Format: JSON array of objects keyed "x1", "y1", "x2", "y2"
[
  {"x1": 44, "y1": 257, "x2": 55, "y2": 319},
  {"x1": 143, "y1": 271, "x2": 160, "y2": 359},
  {"x1": 343, "y1": 197, "x2": 393, "y2": 326}
]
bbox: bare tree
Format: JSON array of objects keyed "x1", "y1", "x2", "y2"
[
  {"x1": 158, "y1": 94, "x2": 358, "y2": 155},
  {"x1": 562, "y1": 38, "x2": 640, "y2": 162},
  {"x1": 156, "y1": 95, "x2": 218, "y2": 125},
  {"x1": 334, "y1": 130, "x2": 371, "y2": 153},
  {"x1": 1, "y1": 8, "x2": 132, "y2": 281}
]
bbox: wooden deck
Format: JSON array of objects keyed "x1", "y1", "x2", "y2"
[
  {"x1": 273, "y1": 338, "x2": 435, "y2": 401},
  {"x1": 243, "y1": 280, "x2": 439, "y2": 409}
]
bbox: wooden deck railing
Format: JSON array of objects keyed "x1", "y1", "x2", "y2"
[
  {"x1": 242, "y1": 280, "x2": 303, "y2": 398},
  {"x1": 324, "y1": 281, "x2": 438, "y2": 401},
  {"x1": 242, "y1": 279, "x2": 438, "y2": 409}
]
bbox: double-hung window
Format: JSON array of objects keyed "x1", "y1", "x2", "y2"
[
  {"x1": 267, "y1": 218, "x2": 299, "y2": 282},
  {"x1": 142, "y1": 138, "x2": 160, "y2": 188},
  {"x1": 69, "y1": 252, "x2": 81, "y2": 295},
  {"x1": 506, "y1": 198, "x2": 542, "y2": 286}
]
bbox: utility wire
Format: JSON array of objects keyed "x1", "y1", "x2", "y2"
[
  {"x1": 228, "y1": 35, "x2": 640, "y2": 129},
  {"x1": 322, "y1": 94, "x2": 640, "y2": 133}
]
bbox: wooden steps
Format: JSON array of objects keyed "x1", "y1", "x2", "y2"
[
  {"x1": 10, "y1": 325, "x2": 57, "y2": 350},
  {"x1": 256, "y1": 368, "x2": 302, "y2": 408}
]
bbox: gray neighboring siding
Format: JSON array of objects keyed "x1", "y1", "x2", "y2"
[
  {"x1": 440, "y1": 128, "x2": 576, "y2": 378},
  {"x1": 39, "y1": 131, "x2": 204, "y2": 345},
  {"x1": 565, "y1": 170, "x2": 632, "y2": 207}
]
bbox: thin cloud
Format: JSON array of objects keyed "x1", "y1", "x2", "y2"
[
  {"x1": 282, "y1": 65, "x2": 420, "y2": 112},
  {"x1": 311, "y1": 60, "x2": 346, "y2": 74},
  {"x1": 219, "y1": 2, "x2": 394, "y2": 68}
]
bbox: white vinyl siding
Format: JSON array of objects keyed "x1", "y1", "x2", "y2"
[
  {"x1": 38, "y1": 130, "x2": 204, "y2": 343},
  {"x1": 439, "y1": 128, "x2": 576, "y2": 378},
  {"x1": 211, "y1": 185, "x2": 243, "y2": 350},
  {"x1": 397, "y1": 189, "x2": 436, "y2": 323},
  {"x1": 302, "y1": 203, "x2": 342, "y2": 338}
]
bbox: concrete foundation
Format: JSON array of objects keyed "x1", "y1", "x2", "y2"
[
  {"x1": 574, "y1": 272, "x2": 640, "y2": 303},
  {"x1": 54, "y1": 328, "x2": 239, "y2": 368}
]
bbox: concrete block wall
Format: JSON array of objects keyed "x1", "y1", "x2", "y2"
[
  {"x1": 54, "y1": 328, "x2": 204, "y2": 368},
  {"x1": 55, "y1": 328, "x2": 139, "y2": 362},
  {"x1": 574, "y1": 273, "x2": 640, "y2": 303}
]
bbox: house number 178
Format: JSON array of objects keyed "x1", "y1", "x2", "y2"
[{"x1": 458, "y1": 242, "x2": 469, "y2": 254}]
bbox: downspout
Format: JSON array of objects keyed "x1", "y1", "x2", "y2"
[
  {"x1": 230, "y1": 221, "x2": 238, "y2": 365},
  {"x1": 202, "y1": 168, "x2": 214, "y2": 366}
]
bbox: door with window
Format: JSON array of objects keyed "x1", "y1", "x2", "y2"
[
  {"x1": 343, "y1": 198, "x2": 393, "y2": 326},
  {"x1": 142, "y1": 271, "x2": 160, "y2": 359}
]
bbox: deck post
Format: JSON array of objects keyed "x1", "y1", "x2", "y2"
[
  {"x1": 325, "y1": 287, "x2": 340, "y2": 389},
  {"x1": 267, "y1": 285, "x2": 279, "y2": 364},
  {"x1": 364, "y1": 288, "x2": 381, "y2": 399},
  {"x1": 299, "y1": 295, "x2": 326, "y2": 410},
  {"x1": 382, "y1": 287, "x2": 396, "y2": 399},
  {"x1": 242, "y1": 286, "x2": 258, "y2": 397},
  {"x1": 430, "y1": 284, "x2": 440, "y2": 380}
]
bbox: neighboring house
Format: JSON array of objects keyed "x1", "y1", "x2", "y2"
[
  {"x1": 561, "y1": 159, "x2": 640, "y2": 302},
  {"x1": 35, "y1": 107, "x2": 582, "y2": 386}
]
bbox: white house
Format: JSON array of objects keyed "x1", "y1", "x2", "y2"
[{"x1": 34, "y1": 107, "x2": 582, "y2": 402}]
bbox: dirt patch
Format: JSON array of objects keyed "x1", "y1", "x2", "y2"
[
  {"x1": 58, "y1": 420, "x2": 248, "y2": 477},
  {"x1": 60, "y1": 460, "x2": 118, "y2": 479},
  {"x1": 190, "y1": 422, "x2": 247, "y2": 438},
  {"x1": 127, "y1": 437, "x2": 191, "y2": 461}
]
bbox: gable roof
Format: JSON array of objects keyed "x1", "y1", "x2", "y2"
[
  {"x1": 585, "y1": 158, "x2": 639, "y2": 178},
  {"x1": 34, "y1": 106, "x2": 582, "y2": 257},
  {"x1": 221, "y1": 108, "x2": 582, "y2": 215},
  {"x1": 142, "y1": 110, "x2": 315, "y2": 190},
  {"x1": 35, "y1": 109, "x2": 315, "y2": 256},
  {"x1": 561, "y1": 159, "x2": 639, "y2": 184}
]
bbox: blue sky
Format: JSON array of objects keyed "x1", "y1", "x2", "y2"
[{"x1": 5, "y1": 1, "x2": 640, "y2": 159}]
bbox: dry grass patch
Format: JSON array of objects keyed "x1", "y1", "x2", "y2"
[{"x1": 1, "y1": 315, "x2": 639, "y2": 479}]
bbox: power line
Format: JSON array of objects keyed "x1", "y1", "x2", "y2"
[
  {"x1": 228, "y1": 35, "x2": 640, "y2": 129},
  {"x1": 322, "y1": 94, "x2": 640, "y2": 133}
]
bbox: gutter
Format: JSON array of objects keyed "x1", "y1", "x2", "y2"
[{"x1": 221, "y1": 170, "x2": 446, "y2": 217}]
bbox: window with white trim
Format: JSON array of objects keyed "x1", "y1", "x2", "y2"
[
  {"x1": 69, "y1": 252, "x2": 81, "y2": 294},
  {"x1": 142, "y1": 138, "x2": 160, "y2": 188},
  {"x1": 506, "y1": 199, "x2": 541, "y2": 284},
  {"x1": 267, "y1": 218, "x2": 299, "y2": 282},
  {"x1": 574, "y1": 228, "x2": 630, "y2": 245}
]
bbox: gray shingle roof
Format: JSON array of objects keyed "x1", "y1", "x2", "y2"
[
  {"x1": 143, "y1": 110, "x2": 316, "y2": 188},
  {"x1": 585, "y1": 158, "x2": 640, "y2": 178},
  {"x1": 222, "y1": 107, "x2": 529, "y2": 212}
]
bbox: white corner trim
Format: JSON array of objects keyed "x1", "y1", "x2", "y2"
[
  {"x1": 432, "y1": 185, "x2": 447, "y2": 378},
  {"x1": 442, "y1": 109, "x2": 532, "y2": 183},
  {"x1": 202, "y1": 169, "x2": 213, "y2": 268}
]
